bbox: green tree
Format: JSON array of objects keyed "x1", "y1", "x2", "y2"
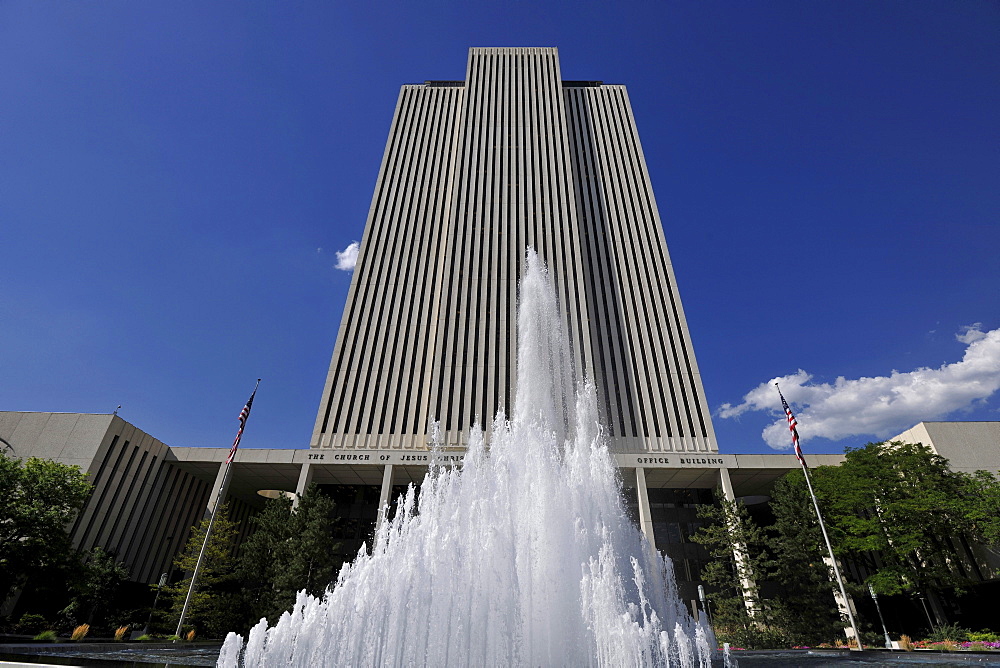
[
  {"x1": 61, "y1": 547, "x2": 130, "y2": 629},
  {"x1": 161, "y1": 504, "x2": 238, "y2": 638},
  {"x1": 233, "y1": 494, "x2": 295, "y2": 626},
  {"x1": 690, "y1": 494, "x2": 782, "y2": 648},
  {"x1": 785, "y1": 442, "x2": 1000, "y2": 627},
  {"x1": 275, "y1": 487, "x2": 339, "y2": 606},
  {"x1": 960, "y1": 469, "x2": 1000, "y2": 546},
  {"x1": 768, "y1": 470, "x2": 847, "y2": 645},
  {"x1": 0, "y1": 452, "x2": 92, "y2": 601},
  {"x1": 232, "y1": 485, "x2": 339, "y2": 628}
]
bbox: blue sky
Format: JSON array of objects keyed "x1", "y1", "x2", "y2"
[{"x1": 2, "y1": 2, "x2": 997, "y2": 456}]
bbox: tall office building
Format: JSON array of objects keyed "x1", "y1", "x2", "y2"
[
  {"x1": 312, "y1": 47, "x2": 718, "y2": 455},
  {"x1": 12, "y1": 49, "x2": 995, "y2": 623}
]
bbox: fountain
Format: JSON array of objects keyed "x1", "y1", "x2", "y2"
[{"x1": 217, "y1": 250, "x2": 720, "y2": 667}]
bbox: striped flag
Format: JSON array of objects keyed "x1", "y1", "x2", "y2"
[
  {"x1": 227, "y1": 382, "x2": 259, "y2": 464},
  {"x1": 775, "y1": 384, "x2": 805, "y2": 466}
]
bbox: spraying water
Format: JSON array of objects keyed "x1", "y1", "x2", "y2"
[{"x1": 218, "y1": 249, "x2": 719, "y2": 667}]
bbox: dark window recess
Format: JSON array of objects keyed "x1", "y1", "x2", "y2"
[{"x1": 318, "y1": 484, "x2": 382, "y2": 564}]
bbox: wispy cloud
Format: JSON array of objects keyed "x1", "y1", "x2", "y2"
[
  {"x1": 334, "y1": 241, "x2": 360, "y2": 271},
  {"x1": 957, "y1": 322, "x2": 987, "y2": 345},
  {"x1": 719, "y1": 324, "x2": 1000, "y2": 450}
]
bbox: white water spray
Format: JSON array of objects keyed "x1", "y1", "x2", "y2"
[{"x1": 218, "y1": 249, "x2": 718, "y2": 667}]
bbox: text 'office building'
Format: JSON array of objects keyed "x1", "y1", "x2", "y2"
[{"x1": 313, "y1": 47, "x2": 717, "y2": 455}]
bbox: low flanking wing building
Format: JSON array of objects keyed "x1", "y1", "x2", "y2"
[{"x1": 2, "y1": 409, "x2": 845, "y2": 618}]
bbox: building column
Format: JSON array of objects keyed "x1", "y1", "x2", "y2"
[
  {"x1": 293, "y1": 462, "x2": 315, "y2": 508},
  {"x1": 717, "y1": 465, "x2": 737, "y2": 503},
  {"x1": 375, "y1": 464, "x2": 394, "y2": 533},
  {"x1": 717, "y1": 467, "x2": 759, "y2": 619},
  {"x1": 203, "y1": 462, "x2": 231, "y2": 520},
  {"x1": 0, "y1": 589, "x2": 22, "y2": 617},
  {"x1": 824, "y1": 555, "x2": 861, "y2": 640},
  {"x1": 635, "y1": 467, "x2": 658, "y2": 556}
]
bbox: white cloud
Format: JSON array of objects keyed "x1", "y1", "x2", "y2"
[
  {"x1": 334, "y1": 241, "x2": 360, "y2": 271},
  {"x1": 957, "y1": 322, "x2": 987, "y2": 345},
  {"x1": 719, "y1": 325, "x2": 1000, "y2": 450}
]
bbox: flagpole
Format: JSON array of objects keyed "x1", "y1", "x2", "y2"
[
  {"x1": 799, "y1": 454, "x2": 863, "y2": 649},
  {"x1": 174, "y1": 380, "x2": 259, "y2": 641},
  {"x1": 775, "y1": 384, "x2": 862, "y2": 651},
  {"x1": 174, "y1": 456, "x2": 233, "y2": 640}
]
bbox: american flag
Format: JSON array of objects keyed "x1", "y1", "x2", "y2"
[
  {"x1": 776, "y1": 384, "x2": 805, "y2": 466},
  {"x1": 227, "y1": 382, "x2": 259, "y2": 464}
]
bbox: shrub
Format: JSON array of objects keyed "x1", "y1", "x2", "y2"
[
  {"x1": 16, "y1": 613, "x2": 48, "y2": 635},
  {"x1": 714, "y1": 625, "x2": 791, "y2": 650},
  {"x1": 135, "y1": 634, "x2": 152, "y2": 642},
  {"x1": 970, "y1": 630, "x2": 1000, "y2": 643},
  {"x1": 185, "y1": 629, "x2": 196, "y2": 642},
  {"x1": 927, "y1": 623, "x2": 971, "y2": 642},
  {"x1": 32, "y1": 630, "x2": 58, "y2": 642},
  {"x1": 70, "y1": 624, "x2": 90, "y2": 641},
  {"x1": 114, "y1": 625, "x2": 129, "y2": 641},
  {"x1": 899, "y1": 635, "x2": 913, "y2": 651}
]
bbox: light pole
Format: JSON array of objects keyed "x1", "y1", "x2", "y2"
[
  {"x1": 868, "y1": 583, "x2": 892, "y2": 649},
  {"x1": 141, "y1": 573, "x2": 168, "y2": 637},
  {"x1": 698, "y1": 584, "x2": 713, "y2": 627},
  {"x1": 916, "y1": 592, "x2": 935, "y2": 633}
]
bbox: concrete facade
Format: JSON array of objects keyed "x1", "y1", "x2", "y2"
[
  {"x1": 1, "y1": 409, "x2": 842, "y2": 605},
  {"x1": 889, "y1": 421, "x2": 1000, "y2": 474},
  {"x1": 0, "y1": 412, "x2": 255, "y2": 586},
  {"x1": 312, "y1": 47, "x2": 717, "y2": 455},
  {"x1": 8, "y1": 410, "x2": 999, "y2": 611}
]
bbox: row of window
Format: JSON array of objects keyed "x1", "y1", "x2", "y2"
[{"x1": 652, "y1": 521, "x2": 704, "y2": 545}]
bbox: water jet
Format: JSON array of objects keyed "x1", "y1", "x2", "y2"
[{"x1": 218, "y1": 250, "x2": 718, "y2": 667}]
